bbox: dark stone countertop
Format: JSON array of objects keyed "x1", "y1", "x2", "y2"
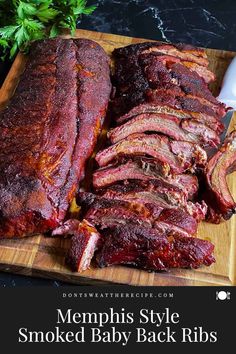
[{"x1": 0, "y1": 0, "x2": 236, "y2": 286}]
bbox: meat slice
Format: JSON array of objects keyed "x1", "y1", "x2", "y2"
[
  {"x1": 0, "y1": 38, "x2": 111, "y2": 238},
  {"x1": 99, "y1": 181, "x2": 186, "y2": 213},
  {"x1": 109, "y1": 112, "x2": 219, "y2": 147},
  {"x1": 112, "y1": 42, "x2": 219, "y2": 117},
  {"x1": 93, "y1": 158, "x2": 199, "y2": 199},
  {"x1": 146, "y1": 89, "x2": 223, "y2": 119},
  {"x1": 116, "y1": 103, "x2": 224, "y2": 134},
  {"x1": 93, "y1": 158, "x2": 169, "y2": 188},
  {"x1": 96, "y1": 225, "x2": 215, "y2": 270},
  {"x1": 95, "y1": 133, "x2": 206, "y2": 173},
  {"x1": 139, "y1": 52, "x2": 215, "y2": 83},
  {"x1": 77, "y1": 191, "x2": 143, "y2": 225},
  {"x1": 112, "y1": 41, "x2": 226, "y2": 121},
  {"x1": 98, "y1": 181, "x2": 204, "y2": 226},
  {"x1": 108, "y1": 113, "x2": 199, "y2": 144},
  {"x1": 204, "y1": 130, "x2": 236, "y2": 222},
  {"x1": 143, "y1": 45, "x2": 209, "y2": 66},
  {"x1": 95, "y1": 133, "x2": 181, "y2": 172},
  {"x1": 138, "y1": 54, "x2": 223, "y2": 115},
  {"x1": 114, "y1": 42, "x2": 209, "y2": 66},
  {"x1": 99, "y1": 179, "x2": 185, "y2": 205},
  {"x1": 96, "y1": 225, "x2": 169, "y2": 268},
  {"x1": 53, "y1": 219, "x2": 101, "y2": 272},
  {"x1": 78, "y1": 189, "x2": 198, "y2": 235},
  {"x1": 77, "y1": 192, "x2": 152, "y2": 229}
]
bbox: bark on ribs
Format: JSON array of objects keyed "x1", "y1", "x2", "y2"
[
  {"x1": 0, "y1": 38, "x2": 111, "y2": 238},
  {"x1": 112, "y1": 41, "x2": 225, "y2": 118},
  {"x1": 167, "y1": 62, "x2": 221, "y2": 107},
  {"x1": 139, "y1": 52, "x2": 215, "y2": 83},
  {"x1": 95, "y1": 133, "x2": 207, "y2": 173},
  {"x1": 146, "y1": 89, "x2": 223, "y2": 119},
  {"x1": 204, "y1": 130, "x2": 236, "y2": 222},
  {"x1": 139, "y1": 54, "x2": 223, "y2": 115},
  {"x1": 96, "y1": 225, "x2": 215, "y2": 270},
  {"x1": 113, "y1": 42, "x2": 209, "y2": 66}
]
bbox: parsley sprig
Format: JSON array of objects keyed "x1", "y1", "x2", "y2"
[{"x1": 0, "y1": 0, "x2": 96, "y2": 60}]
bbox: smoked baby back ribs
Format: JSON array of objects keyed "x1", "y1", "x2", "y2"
[
  {"x1": 74, "y1": 40, "x2": 223, "y2": 272},
  {"x1": 0, "y1": 38, "x2": 111, "y2": 238},
  {"x1": 56, "y1": 40, "x2": 225, "y2": 273}
]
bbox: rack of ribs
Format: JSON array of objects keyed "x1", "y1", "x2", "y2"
[{"x1": 0, "y1": 38, "x2": 112, "y2": 238}]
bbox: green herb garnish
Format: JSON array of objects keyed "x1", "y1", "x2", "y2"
[{"x1": 0, "y1": 0, "x2": 96, "y2": 60}]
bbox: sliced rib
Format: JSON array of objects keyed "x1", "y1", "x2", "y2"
[
  {"x1": 140, "y1": 44, "x2": 209, "y2": 66},
  {"x1": 181, "y1": 61, "x2": 215, "y2": 83},
  {"x1": 96, "y1": 225, "x2": 215, "y2": 270},
  {"x1": 138, "y1": 54, "x2": 223, "y2": 115},
  {"x1": 53, "y1": 219, "x2": 101, "y2": 272},
  {"x1": 86, "y1": 203, "x2": 152, "y2": 230},
  {"x1": 77, "y1": 192, "x2": 152, "y2": 228},
  {"x1": 93, "y1": 158, "x2": 168, "y2": 188},
  {"x1": 95, "y1": 133, "x2": 206, "y2": 173},
  {"x1": 204, "y1": 130, "x2": 236, "y2": 222},
  {"x1": 114, "y1": 42, "x2": 209, "y2": 66},
  {"x1": 157, "y1": 208, "x2": 197, "y2": 235},
  {"x1": 78, "y1": 190, "x2": 199, "y2": 234},
  {"x1": 93, "y1": 158, "x2": 199, "y2": 199},
  {"x1": 95, "y1": 133, "x2": 181, "y2": 172},
  {"x1": 139, "y1": 52, "x2": 215, "y2": 83},
  {"x1": 116, "y1": 103, "x2": 224, "y2": 134},
  {"x1": 146, "y1": 89, "x2": 223, "y2": 119},
  {"x1": 168, "y1": 62, "x2": 221, "y2": 107},
  {"x1": 98, "y1": 181, "x2": 204, "y2": 225},
  {"x1": 108, "y1": 113, "x2": 199, "y2": 144}
]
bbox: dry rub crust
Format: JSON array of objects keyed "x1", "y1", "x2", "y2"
[
  {"x1": 96, "y1": 224, "x2": 215, "y2": 270},
  {"x1": 0, "y1": 38, "x2": 111, "y2": 238},
  {"x1": 112, "y1": 41, "x2": 226, "y2": 119}
]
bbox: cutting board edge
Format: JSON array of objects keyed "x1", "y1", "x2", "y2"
[{"x1": 0, "y1": 261, "x2": 234, "y2": 287}]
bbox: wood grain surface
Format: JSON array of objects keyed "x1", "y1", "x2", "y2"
[{"x1": 0, "y1": 29, "x2": 235, "y2": 286}]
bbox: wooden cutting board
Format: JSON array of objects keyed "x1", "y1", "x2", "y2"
[{"x1": 0, "y1": 29, "x2": 236, "y2": 286}]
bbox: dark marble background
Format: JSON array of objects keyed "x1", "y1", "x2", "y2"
[
  {"x1": 0, "y1": 0, "x2": 236, "y2": 286},
  {"x1": 82, "y1": 0, "x2": 236, "y2": 51}
]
